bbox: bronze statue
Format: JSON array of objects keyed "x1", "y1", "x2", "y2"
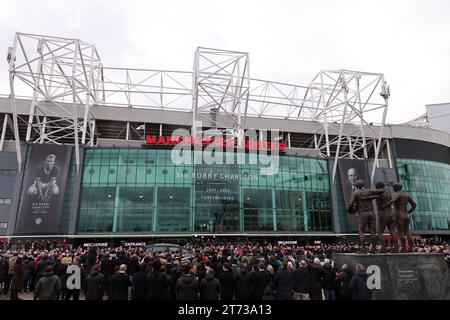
[
  {"x1": 390, "y1": 183, "x2": 417, "y2": 252},
  {"x1": 347, "y1": 180, "x2": 383, "y2": 254},
  {"x1": 374, "y1": 181, "x2": 398, "y2": 253}
]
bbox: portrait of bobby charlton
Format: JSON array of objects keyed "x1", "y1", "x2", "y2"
[{"x1": 27, "y1": 154, "x2": 60, "y2": 201}]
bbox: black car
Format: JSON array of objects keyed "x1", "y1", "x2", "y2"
[{"x1": 145, "y1": 243, "x2": 193, "y2": 258}]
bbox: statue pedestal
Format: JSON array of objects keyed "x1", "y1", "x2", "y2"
[
  {"x1": 333, "y1": 253, "x2": 450, "y2": 300},
  {"x1": 214, "y1": 224, "x2": 224, "y2": 233}
]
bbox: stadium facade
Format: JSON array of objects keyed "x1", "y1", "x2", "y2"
[{"x1": 0, "y1": 33, "x2": 449, "y2": 243}]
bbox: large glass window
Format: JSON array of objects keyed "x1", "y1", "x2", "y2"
[
  {"x1": 77, "y1": 148, "x2": 333, "y2": 233},
  {"x1": 244, "y1": 189, "x2": 273, "y2": 231},
  {"x1": 275, "y1": 190, "x2": 304, "y2": 232},
  {"x1": 116, "y1": 186, "x2": 153, "y2": 232},
  {"x1": 156, "y1": 187, "x2": 191, "y2": 232},
  {"x1": 398, "y1": 159, "x2": 450, "y2": 231},
  {"x1": 78, "y1": 186, "x2": 115, "y2": 232}
]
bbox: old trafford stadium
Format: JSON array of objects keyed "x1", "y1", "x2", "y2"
[{"x1": 0, "y1": 32, "x2": 449, "y2": 301}]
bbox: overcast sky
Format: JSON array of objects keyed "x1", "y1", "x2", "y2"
[{"x1": 1, "y1": 0, "x2": 449, "y2": 123}]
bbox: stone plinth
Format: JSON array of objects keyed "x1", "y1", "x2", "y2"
[{"x1": 333, "y1": 253, "x2": 450, "y2": 300}]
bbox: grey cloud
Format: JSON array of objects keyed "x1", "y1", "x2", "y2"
[{"x1": 1, "y1": 0, "x2": 449, "y2": 123}]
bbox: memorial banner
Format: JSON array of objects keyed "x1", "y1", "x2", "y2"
[{"x1": 15, "y1": 145, "x2": 72, "y2": 235}]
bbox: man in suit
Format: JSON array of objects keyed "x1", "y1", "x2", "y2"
[
  {"x1": 27, "y1": 154, "x2": 60, "y2": 201},
  {"x1": 347, "y1": 168, "x2": 358, "y2": 192}
]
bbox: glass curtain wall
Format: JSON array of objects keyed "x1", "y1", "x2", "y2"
[
  {"x1": 78, "y1": 148, "x2": 332, "y2": 233},
  {"x1": 397, "y1": 159, "x2": 450, "y2": 231}
]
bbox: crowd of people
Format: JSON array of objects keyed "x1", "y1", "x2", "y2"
[{"x1": 0, "y1": 239, "x2": 449, "y2": 301}]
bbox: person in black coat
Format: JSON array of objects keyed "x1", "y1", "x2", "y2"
[
  {"x1": 22, "y1": 255, "x2": 34, "y2": 292},
  {"x1": 269, "y1": 256, "x2": 279, "y2": 273},
  {"x1": 262, "y1": 282, "x2": 277, "y2": 300},
  {"x1": 36, "y1": 255, "x2": 53, "y2": 280},
  {"x1": 114, "y1": 252, "x2": 128, "y2": 269},
  {"x1": 108, "y1": 264, "x2": 131, "y2": 300},
  {"x1": 84, "y1": 264, "x2": 105, "y2": 300},
  {"x1": 131, "y1": 263, "x2": 147, "y2": 300},
  {"x1": 100, "y1": 254, "x2": 114, "y2": 281},
  {"x1": 169, "y1": 261, "x2": 183, "y2": 300},
  {"x1": 199, "y1": 269, "x2": 222, "y2": 300},
  {"x1": 251, "y1": 263, "x2": 271, "y2": 300},
  {"x1": 322, "y1": 259, "x2": 336, "y2": 300},
  {"x1": 336, "y1": 264, "x2": 352, "y2": 300},
  {"x1": 350, "y1": 264, "x2": 372, "y2": 300},
  {"x1": 309, "y1": 258, "x2": 324, "y2": 300},
  {"x1": 147, "y1": 261, "x2": 171, "y2": 300},
  {"x1": 235, "y1": 264, "x2": 252, "y2": 300},
  {"x1": 176, "y1": 264, "x2": 199, "y2": 300},
  {"x1": 84, "y1": 248, "x2": 97, "y2": 274},
  {"x1": 274, "y1": 261, "x2": 293, "y2": 300},
  {"x1": 56, "y1": 259, "x2": 69, "y2": 300},
  {"x1": 293, "y1": 260, "x2": 312, "y2": 300},
  {"x1": 126, "y1": 255, "x2": 140, "y2": 277},
  {"x1": 0, "y1": 255, "x2": 8, "y2": 290},
  {"x1": 218, "y1": 263, "x2": 235, "y2": 300},
  {"x1": 170, "y1": 261, "x2": 183, "y2": 285}
]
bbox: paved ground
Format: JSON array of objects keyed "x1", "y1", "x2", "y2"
[
  {"x1": 0, "y1": 291, "x2": 89, "y2": 300},
  {"x1": 0, "y1": 291, "x2": 36, "y2": 300}
]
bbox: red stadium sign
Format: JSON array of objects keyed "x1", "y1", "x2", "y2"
[{"x1": 145, "y1": 135, "x2": 285, "y2": 151}]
